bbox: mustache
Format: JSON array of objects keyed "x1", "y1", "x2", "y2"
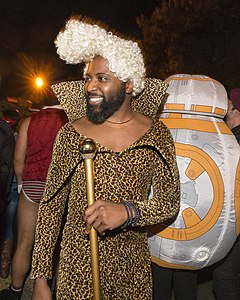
[{"x1": 86, "y1": 92, "x2": 103, "y2": 98}]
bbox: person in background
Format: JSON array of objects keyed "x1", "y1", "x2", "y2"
[
  {"x1": 0, "y1": 112, "x2": 15, "y2": 213},
  {"x1": 212, "y1": 88, "x2": 240, "y2": 300},
  {"x1": 0, "y1": 112, "x2": 16, "y2": 278},
  {"x1": 0, "y1": 93, "x2": 68, "y2": 300},
  {"x1": 225, "y1": 88, "x2": 240, "y2": 142}
]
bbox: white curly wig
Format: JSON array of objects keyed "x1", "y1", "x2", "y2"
[{"x1": 55, "y1": 16, "x2": 146, "y2": 96}]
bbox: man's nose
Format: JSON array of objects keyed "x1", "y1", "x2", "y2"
[{"x1": 86, "y1": 79, "x2": 98, "y2": 92}]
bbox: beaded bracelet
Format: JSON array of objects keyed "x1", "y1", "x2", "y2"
[
  {"x1": 130, "y1": 202, "x2": 140, "y2": 226},
  {"x1": 121, "y1": 201, "x2": 140, "y2": 229},
  {"x1": 121, "y1": 201, "x2": 130, "y2": 227}
]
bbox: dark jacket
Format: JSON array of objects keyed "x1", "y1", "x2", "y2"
[
  {"x1": 231, "y1": 124, "x2": 240, "y2": 143},
  {"x1": 0, "y1": 119, "x2": 15, "y2": 208}
]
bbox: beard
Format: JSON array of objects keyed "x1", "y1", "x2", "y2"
[{"x1": 85, "y1": 83, "x2": 126, "y2": 124}]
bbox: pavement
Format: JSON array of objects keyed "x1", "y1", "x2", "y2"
[{"x1": 0, "y1": 269, "x2": 216, "y2": 299}]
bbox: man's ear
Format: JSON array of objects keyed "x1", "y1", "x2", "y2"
[{"x1": 126, "y1": 81, "x2": 133, "y2": 94}]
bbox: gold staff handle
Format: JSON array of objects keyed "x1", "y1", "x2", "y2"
[{"x1": 80, "y1": 138, "x2": 101, "y2": 300}]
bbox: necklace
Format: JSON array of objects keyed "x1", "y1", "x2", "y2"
[{"x1": 105, "y1": 114, "x2": 134, "y2": 125}]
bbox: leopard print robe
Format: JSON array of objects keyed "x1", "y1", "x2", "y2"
[{"x1": 31, "y1": 79, "x2": 180, "y2": 299}]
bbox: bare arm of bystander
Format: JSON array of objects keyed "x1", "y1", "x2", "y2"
[{"x1": 14, "y1": 117, "x2": 31, "y2": 188}]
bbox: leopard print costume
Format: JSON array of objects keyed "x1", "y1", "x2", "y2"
[{"x1": 31, "y1": 79, "x2": 180, "y2": 299}]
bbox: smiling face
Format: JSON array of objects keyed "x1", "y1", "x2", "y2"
[{"x1": 84, "y1": 56, "x2": 127, "y2": 124}]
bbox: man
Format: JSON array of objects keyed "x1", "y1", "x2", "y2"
[
  {"x1": 0, "y1": 94, "x2": 68, "y2": 300},
  {"x1": 213, "y1": 88, "x2": 240, "y2": 300},
  {"x1": 31, "y1": 17, "x2": 180, "y2": 299},
  {"x1": 225, "y1": 88, "x2": 240, "y2": 142}
]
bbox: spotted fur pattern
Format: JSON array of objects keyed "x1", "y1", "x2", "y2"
[
  {"x1": 31, "y1": 119, "x2": 180, "y2": 299},
  {"x1": 51, "y1": 78, "x2": 168, "y2": 122}
]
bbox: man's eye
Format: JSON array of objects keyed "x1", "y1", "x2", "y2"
[{"x1": 99, "y1": 76, "x2": 107, "y2": 81}]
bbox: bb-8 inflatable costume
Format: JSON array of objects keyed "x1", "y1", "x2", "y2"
[{"x1": 148, "y1": 74, "x2": 240, "y2": 269}]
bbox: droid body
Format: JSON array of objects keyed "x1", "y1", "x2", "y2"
[{"x1": 148, "y1": 74, "x2": 240, "y2": 269}]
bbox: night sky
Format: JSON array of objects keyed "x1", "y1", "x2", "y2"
[{"x1": 0, "y1": 0, "x2": 161, "y2": 98}]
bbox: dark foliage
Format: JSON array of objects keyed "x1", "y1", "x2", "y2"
[{"x1": 138, "y1": 0, "x2": 240, "y2": 92}]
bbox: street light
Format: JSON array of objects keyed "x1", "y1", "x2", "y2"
[{"x1": 35, "y1": 76, "x2": 44, "y2": 88}]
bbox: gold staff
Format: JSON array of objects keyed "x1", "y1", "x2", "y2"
[{"x1": 80, "y1": 138, "x2": 101, "y2": 300}]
